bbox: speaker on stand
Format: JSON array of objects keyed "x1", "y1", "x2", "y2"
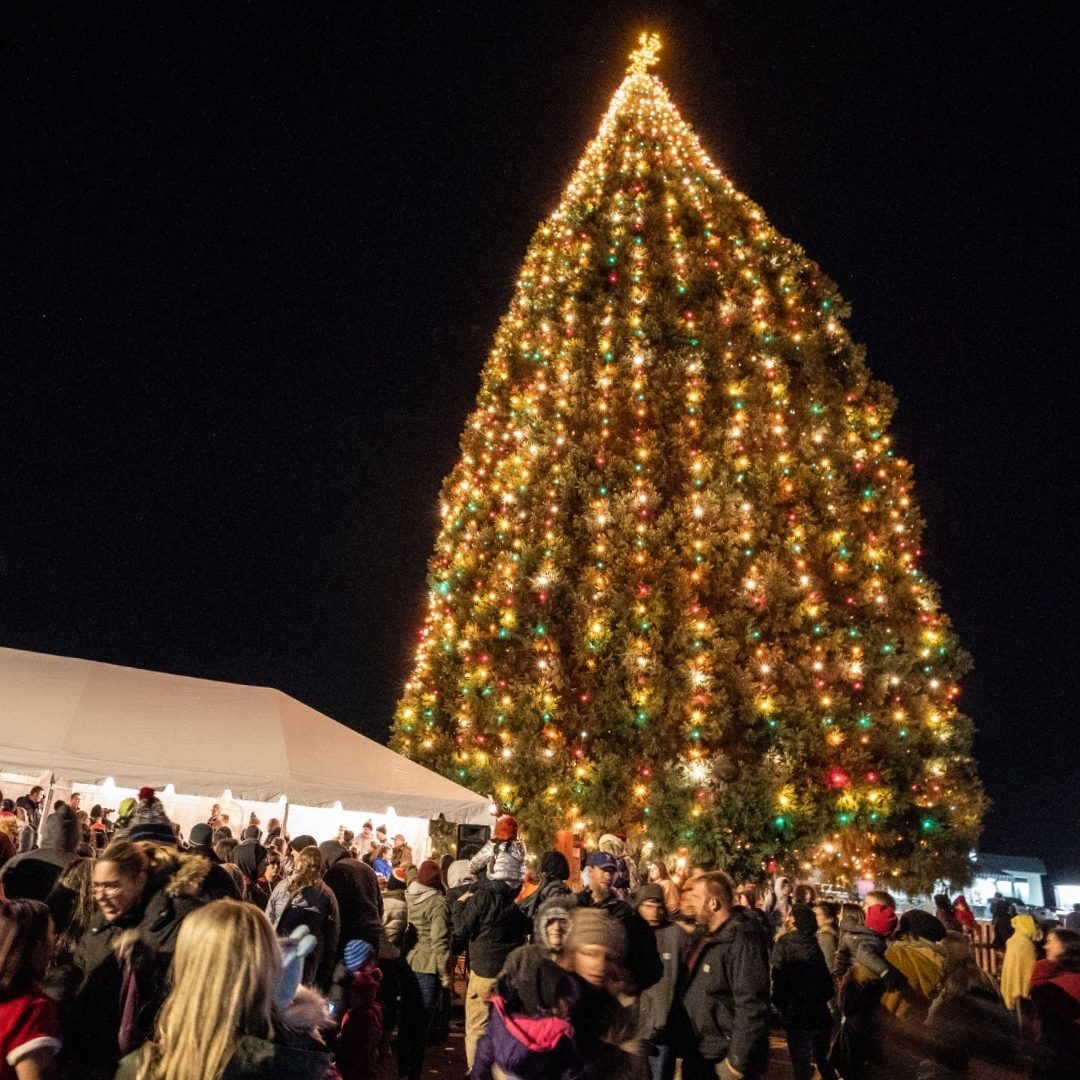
[{"x1": 456, "y1": 823, "x2": 490, "y2": 861}]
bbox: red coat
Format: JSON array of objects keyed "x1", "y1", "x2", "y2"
[{"x1": 334, "y1": 965, "x2": 382, "y2": 1080}]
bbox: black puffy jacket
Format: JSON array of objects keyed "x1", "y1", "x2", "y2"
[{"x1": 771, "y1": 927, "x2": 835, "y2": 1030}]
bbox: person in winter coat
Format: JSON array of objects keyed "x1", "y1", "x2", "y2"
[
  {"x1": 115, "y1": 899, "x2": 334, "y2": 1080},
  {"x1": 597, "y1": 834, "x2": 636, "y2": 901},
  {"x1": 266, "y1": 846, "x2": 340, "y2": 993},
  {"x1": 328, "y1": 938, "x2": 382, "y2": 1080},
  {"x1": 1000, "y1": 912, "x2": 1040, "y2": 1009},
  {"x1": 469, "y1": 814, "x2": 527, "y2": 887},
  {"x1": 54, "y1": 839, "x2": 210, "y2": 1080},
  {"x1": 829, "y1": 898, "x2": 901, "y2": 1080},
  {"x1": 917, "y1": 931, "x2": 1018, "y2": 1080},
  {"x1": 518, "y1": 850, "x2": 573, "y2": 921},
  {"x1": 990, "y1": 894, "x2": 1015, "y2": 950},
  {"x1": 771, "y1": 904, "x2": 837, "y2": 1080},
  {"x1": 534, "y1": 895, "x2": 571, "y2": 957},
  {"x1": 634, "y1": 883, "x2": 690, "y2": 1080},
  {"x1": 391, "y1": 833, "x2": 414, "y2": 870},
  {"x1": 318, "y1": 838, "x2": 383, "y2": 957},
  {"x1": 377, "y1": 869, "x2": 409, "y2": 1046},
  {"x1": 185, "y1": 822, "x2": 243, "y2": 901},
  {"x1": 932, "y1": 894, "x2": 961, "y2": 934},
  {"x1": 0, "y1": 803, "x2": 81, "y2": 901},
  {"x1": 234, "y1": 838, "x2": 271, "y2": 908},
  {"x1": 471, "y1": 944, "x2": 584, "y2": 1080},
  {"x1": 445, "y1": 858, "x2": 476, "y2": 905},
  {"x1": 572, "y1": 851, "x2": 662, "y2": 995},
  {"x1": 1029, "y1": 927, "x2": 1080, "y2": 1076},
  {"x1": 813, "y1": 901, "x2": 840, "y2": 976},
  {"x1": 671, "y1": 870, "x2": 771, "y2": 1080},
  {"x1": 766, "y1": 875, "x2": 794, "y2": 934},
  {"x1": 400, "y1": 860, "x2": 452, "y2": 1080},
  {"x1": 452, "y1": 865, "x2": 532, "y2": 1066},
  {"x1": 951, "y1": 894, "x2": 977, "y2": 935}
]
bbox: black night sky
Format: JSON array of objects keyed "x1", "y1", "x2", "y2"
[{"x1": 5, "y1": 5, "x2": 1077, "y2": 873}]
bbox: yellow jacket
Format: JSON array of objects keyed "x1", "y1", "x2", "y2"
[{"x1": 1000, "y1": 913, "x2": 1039, "y2": 1009}]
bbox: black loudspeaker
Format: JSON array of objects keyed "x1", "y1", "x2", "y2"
[{"x1": 456, "y1": 823, "x2": 490, "y2": 861}]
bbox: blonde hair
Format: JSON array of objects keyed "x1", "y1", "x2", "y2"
[{"x1": 136, "y1": 900, "x2": 280, "y2": 1080}]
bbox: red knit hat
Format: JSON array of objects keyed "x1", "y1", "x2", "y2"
[
  {"x1": 416, "y1": 859, "x2": 444, "y2": 891},
  {"x1": 865, "y1": 903, "x2": 898, "y2": 937},
  {"x1": 493, "y1": 814, "x2": 518, "y2": 841}
]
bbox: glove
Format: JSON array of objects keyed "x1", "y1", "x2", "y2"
[
  {"x1": 275, "y1": 924, "x2": 318, "y2": 1010},
  {"x1": 715, "y1": 1059, "x2": 743, "y2": 1079}
]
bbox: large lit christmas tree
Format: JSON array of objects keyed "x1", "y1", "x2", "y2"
[{"x1": 392, "y1": 35, "x2": 985, "y2": 892}]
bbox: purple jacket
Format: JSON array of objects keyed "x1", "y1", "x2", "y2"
[{"x1": 471, "y1": 996, "x2": 584, "y2": 1080}]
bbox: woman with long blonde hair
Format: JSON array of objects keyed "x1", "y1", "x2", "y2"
[{"x1": 116, "y1": 900, "x2": 332, "y2": 1080}]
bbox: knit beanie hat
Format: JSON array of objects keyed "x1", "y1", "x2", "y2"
[
  {"x1": 497, "y1": 945, "x2": 573, "y2": 1016},
  {"x1": 189, "y1": 822, "x2": 214, "y2": 848},
  {"x1": 343, "y1": 939, "x2": 374, "y2": 972},
  {"x1": 865, "y1": 903, "x2": 898, "y2": 937},
  {"x1": 634, "y1": 883, "x2": 666, "y2": 909},
  {"x1": 565, "y1": 907, "x2": 626, "y2": 960},
  {"x1": 540, "y1": 851, "x2": 570, "y2": 880},
  {"x1": 899, "y1": 909, "x2": 947, "y2": 942},
  {"x1": 792, "y1": 903, "x2": 818, "y2": 933},
  {"x1": 289, "y1": 834, "x2": 317, "y2": 852},
  {"x1": 493, "y1": 814, "x2": 518, "y2": 841},
  {"x1": 127, "y1": 787, "x2": 177, "y2": 847},
  {"x1": 417, "y1": 859, "x2": 444, "y2": 891},
  {"x1": 387, "y1": 867, "x2": 407, "y2": 891},
  {"x1": 242, "y1": 825, "x2": 262, "y2": 842}
]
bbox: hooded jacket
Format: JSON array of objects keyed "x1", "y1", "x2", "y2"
[
  {"x1": 452, "y1": 878, "x2": 532, "y2": 977},
  {"x1": 471, "y1": 995, "x2": 584, "y2": 1080},
  {"x1": 232, "y1": 840, "x2": 270, "y2": 908},
  {"x1": 533, "y1": 895, "x2": 572, "y2": 956},
  {"x1": 0, "y1": 805, "x2": 81, "y2": 900},
  {"x1": 881, "y1": 935, "x2": 944, "y2": 1020},
  {"x1": 1000, "y1": 913, "x2": 1039, "y2": 1009},
  {"x1": 267, "y1": 877, "x2": 340, "y2": 992},
  {"x1": 405, "y1": 880, "x2": 452, "y2": 978},
  {"x1": 380, "y1": 891, "x2": 408, "y2": 960},
  {"x1": 319, "y1": 840, "x2": 383, "y2": 951},
  {"x1": 671, "y1": 907, "x2": 771, "y2": 1073}
]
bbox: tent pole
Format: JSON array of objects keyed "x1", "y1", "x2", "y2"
[
  {"x1": 281, "y1": 799, "x2": 290, "y2": 841},
  {"x1": 38, "y1": 773, "x2": 56, "y2": 847}
]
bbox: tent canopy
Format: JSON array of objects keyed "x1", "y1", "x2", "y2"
[{"x1": 0, "y1": 647, "x2": 491, "y2": 824}]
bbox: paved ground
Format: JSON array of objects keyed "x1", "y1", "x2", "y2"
[{"x1": 374, "y1": 1007, "x2": 799, "y2": 1078}]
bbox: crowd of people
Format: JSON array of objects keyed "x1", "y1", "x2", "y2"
[{"x1": 1, "y1": 786, "x2": 1078, "y2": 1080}]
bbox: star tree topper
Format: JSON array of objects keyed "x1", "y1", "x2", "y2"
[{"x1": 628, "y1": 32, "x2": 662, "y2": 75}]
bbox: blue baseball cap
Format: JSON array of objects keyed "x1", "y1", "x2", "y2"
[{"x1": 587, "y1": 851, "x2": 618, "y2": 872}]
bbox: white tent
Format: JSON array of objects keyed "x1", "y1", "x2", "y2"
[{"x1": 0, "y1": 647, "x2": 492, "y2": 836}]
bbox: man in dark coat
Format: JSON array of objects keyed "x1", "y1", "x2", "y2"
[
  {"x1": 0, "y1": 802, "x2": 81, "y2": 900},
  {"x1": 572, "y1": 850, "x2": 662, "y2": 995},
  {"x1": 319, "y1": 838, "x2": 383, "y2": 955},
  {"x1": 671, "y1": 869, "x2": 771, "y2": 1080},
  {"x1": 453, "y1": 876, "x2": 532, "y2": 1068},
  {"x1": 518, "y1": 850, "x2": 573, "y2": 921}
]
